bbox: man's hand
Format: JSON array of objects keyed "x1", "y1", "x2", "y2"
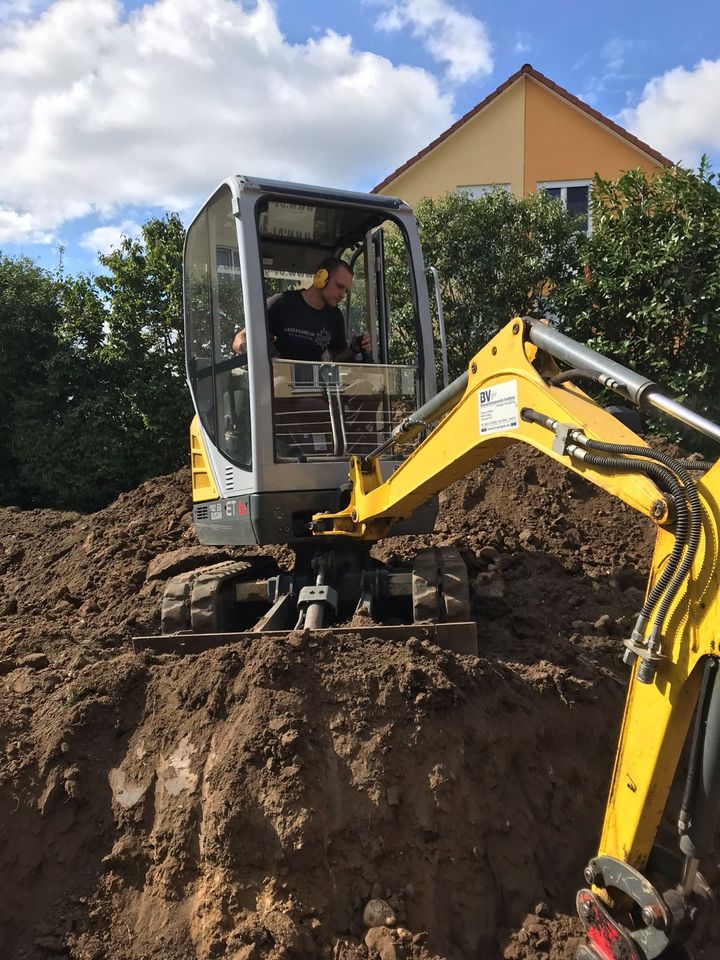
[
  {"x1": 350, "y1": 332, "x2": 371, "y2": 355},
  {"x1": 232, "y1": 329, "x2": 247, "y2": 354}
]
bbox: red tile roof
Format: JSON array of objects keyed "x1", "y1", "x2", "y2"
[{"x1": 372, "y1": 64, "x2": 672, "y2": 194}]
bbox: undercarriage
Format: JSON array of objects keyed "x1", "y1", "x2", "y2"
[{"x1": 138, "y1": 544, "x2": 477, "y2": 657}]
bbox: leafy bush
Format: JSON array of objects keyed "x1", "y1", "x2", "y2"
[
  {"x1": 385, "y1": 188, "x2": 586, "y2": 380},
  {"x1": 556, "y1": 160, "x2": 720, "y2": 446},
  {"x1": 1, "y1": 214, "x2": 190, "y2": 511}
]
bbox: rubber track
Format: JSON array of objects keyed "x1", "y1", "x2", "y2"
[
  {"x1": 191, "y1": 562, "x2": 257, "y2": 633},
  {"x1": 440, "y1": 546, "x2": 471, "y2": 621},
  {"x1": 161, "y1": 560, "x2": 258, "y2": 635},
  {"x1": 412, "y1": 548, "x2": 440, "y2": 623}
]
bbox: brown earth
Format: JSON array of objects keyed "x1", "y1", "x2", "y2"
[{"x1": 0, "y1": 443, "x2": 717, "y2": 960}]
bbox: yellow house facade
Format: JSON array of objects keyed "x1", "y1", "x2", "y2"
[{"x1": 373, "y1": 64, "x2": 670, "y2": 229}]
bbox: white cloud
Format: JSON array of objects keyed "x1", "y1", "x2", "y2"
[
  {"x1": 601, "y1": 37, "x2": 633, "y2": 74},
  {"x1": 0, "y1": 0, "x2": 454, "y2": 245},
  {"x1": 372, "y1": 0, "x2": 493, "y2": 84},
  {"x1": 513, "y1": 34, "x2": 530, "y2": 56},
  {"x1": 0, "y1": 206, "x2": 54, "y2": 244},
  {"x1": 620, "y1": 59, "x2": 720, "y2": 167},
  {"x1": 79, "y1": 219, "x2": 142, "y2": 256},
  {"x1": 0, "y1": 0, "x2": 37, "y2": 21},
  {"x1": 577, "y1": 37, "x2": 643, "y2": 106}
]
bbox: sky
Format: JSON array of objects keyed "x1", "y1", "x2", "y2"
[{"x1": 1, "y1": 0, "x2": 719, "y2": 277}]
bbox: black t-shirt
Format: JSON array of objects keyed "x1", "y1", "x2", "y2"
[{"x1": 267, "y1": 290, "x2": 346, "y2": 361}]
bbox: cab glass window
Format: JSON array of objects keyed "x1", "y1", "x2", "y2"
[
  {"x1": 207, "y1": 187, "x2": 251, "y2": 470},
  {"x1": 184, "y1": 209, "x2": 215, "y2": 442},
  {"x1": 256, "y1": 198, "x2": 420, "y2": 371},
  {"x1": 184, "y1": 188, "x2": 251, "y2": 470},
  {"x1": 255, "y1": 197, "x2": 425, "y2": 463}
]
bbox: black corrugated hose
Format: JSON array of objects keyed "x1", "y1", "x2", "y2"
[
  {"x1": 520, "y1": 407, "x2": 697, "y2": 676},
  {"x1": 573, "y1": 449, "x2": 689, "y2": 628},
  {"x1": 578, "y1": 440, "x2": 702, "y2": 648}
]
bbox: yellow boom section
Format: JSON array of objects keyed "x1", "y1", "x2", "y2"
[
  {"x1": 315, "y1": 318, "x2": 668, "y2": 540},
  {"x1": 598, "y1": 463, "x2": 720, "y2": 870}
]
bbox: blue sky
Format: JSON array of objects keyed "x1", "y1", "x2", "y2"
[{"x1": 1, "y1": 0, "x2": 718, "y2": 277}]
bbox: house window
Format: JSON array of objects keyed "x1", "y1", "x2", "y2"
[
  {"x1": 216, "y1": 245, "x2": 241, "y2": 273},
  {"x1": 537, "y1": 180, "x2": 591, "y2": 233},
  {"x1": 456, "y1": 183, "x2": 511, "y2": 199}
]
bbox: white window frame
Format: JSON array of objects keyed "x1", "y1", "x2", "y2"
[
  {"x1": 456, "y1": 183, "x2": 511, "y2": 199},
  {"x1": 537, "y1": 179, "x2": 592, "y2": 234}
]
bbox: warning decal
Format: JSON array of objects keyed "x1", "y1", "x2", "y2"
[{"x1": 478, "y1": 380, "x2": 519, "y2": 435}]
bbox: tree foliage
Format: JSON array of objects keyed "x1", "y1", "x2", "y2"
[
  {"x1": 0, "y1": 214, "x2": 190, "y2": 511},
  {"x1": 555, "y1": 161, "x2": 720, "y2": 442},
  {"x1": 385, "y1": 188, "x2": 586, "y2": 379},
  {"x1": 0, "y1": 256, "x2": 61, "y2": 504},
  {"x1": 9, "y1": 273, "x2": 134, "y2": 510},
  {"x1": 96, "y1": 213, "x2": 190, "y2": 480}
]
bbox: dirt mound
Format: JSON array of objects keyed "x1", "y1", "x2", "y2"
[{"x1": 0, "y1": 445, "x2": 713, "y2": 959}]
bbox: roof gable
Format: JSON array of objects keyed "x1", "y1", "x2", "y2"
[{"x1": 372, "y1": 64, "x2": 671, "y2": 194}]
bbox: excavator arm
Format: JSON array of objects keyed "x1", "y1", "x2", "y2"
[
  {"x1": 314, "y1": 318, "x2": 671, "y2": 535},
  {"x1": 314, "y1": 317, "x2": 720, "y2": 959}
]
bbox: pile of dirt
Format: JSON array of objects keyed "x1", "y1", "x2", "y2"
[{"x1": 0, "y1": 444, "x2": 714, "y2": 959}]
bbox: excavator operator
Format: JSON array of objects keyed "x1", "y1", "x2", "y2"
[{"x1": 231, "y1": 257, "x2": 371, "y2": 362}]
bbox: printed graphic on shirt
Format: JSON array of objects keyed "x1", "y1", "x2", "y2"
[
  {"x1": 267, "y1": 291, "x2": 345, "y2": 361},
  {"x1": 283, "y1": 325, "x2": 333, "y2": 350}
]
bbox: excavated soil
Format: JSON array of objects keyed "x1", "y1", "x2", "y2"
[{"x1": 0, "y1": 443, "x2": 718, "y2": 959}]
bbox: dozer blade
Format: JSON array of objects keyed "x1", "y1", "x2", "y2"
[{"x1": 134, "y1": 621, "x2": 477, "y2": 656}]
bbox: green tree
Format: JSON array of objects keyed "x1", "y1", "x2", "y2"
[
  {"x1": 2, "y1": 213, "x2": 193, "y2": 511},
  {"x1": 556, "y1": 161, "x2": 720, "y2": 442},
  {"x1": 96, "y1": 213, "x2": 191, "y2": 480},
  {"x1": 9, "y1": 273, "x2": 138, "y2": 510},
  {"x1": 0, "y1": 254, "x2": 61, "y2": 504},
  {"x1": 385, "y1": 188, "x2": 585, "y2": 379}
]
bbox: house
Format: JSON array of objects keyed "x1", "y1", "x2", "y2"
[{"x1": 373, "y1": 64, "x2": 671, "y2": 231}]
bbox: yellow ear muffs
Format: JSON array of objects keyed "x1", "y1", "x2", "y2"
[{"x1": 313, "y1": 267, "x2": 329, "y2": 289}]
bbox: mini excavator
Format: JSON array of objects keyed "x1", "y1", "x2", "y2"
[{"x1": 149, "y1": 175, "x2": 720, "y2": 959}]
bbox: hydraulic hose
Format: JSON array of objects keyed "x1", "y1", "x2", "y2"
[
  {"x1": 678, "y1": 657, "x2": 718, "y2": 836},
  {"x1": 572, "y1": 449, "x2": 689, "y2": 625},
  {"x1": 677, "y1": 459, "x2": 714, "y2": 472},
  {"x1": 678, "y1": 657, "x2": 720, "y2": 900},
  {"x1": 549, "y1": 367, "x2": 604, "y2": 387},
  {"x1": 576, "y1": 440, "x2": 702, "y2": 653},
  {"x1": 521, "y1": 407, "x2": 696, "y2": 682},
  {"x1": 521, "y1": 409, "x2": 689, "y2": 624}
]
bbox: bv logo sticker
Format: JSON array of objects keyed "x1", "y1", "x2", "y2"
[{"x1": 478, "y1": 379, "x2": 519, "y2": 435}]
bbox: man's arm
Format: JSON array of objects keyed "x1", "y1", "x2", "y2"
[{"x1": 233, "y1": 293, "x2": 284, "y2": 356}]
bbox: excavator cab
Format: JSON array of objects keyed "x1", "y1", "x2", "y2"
[{"x1": 183, "y1": 175, "x2": 439, "y2": 546}]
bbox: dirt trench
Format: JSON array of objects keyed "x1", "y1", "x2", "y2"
[{"x1": 0, "y1": 444, "x2": 717, "y2": 960}]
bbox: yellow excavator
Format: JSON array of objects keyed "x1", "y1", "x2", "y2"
[{"x1": 147, "y1": 175, "x2": 720, "y2": 959}]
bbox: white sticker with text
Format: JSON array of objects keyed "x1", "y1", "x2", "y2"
[{"x1": 478, "y1": 380, "x2": 519, "y2": 435}]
